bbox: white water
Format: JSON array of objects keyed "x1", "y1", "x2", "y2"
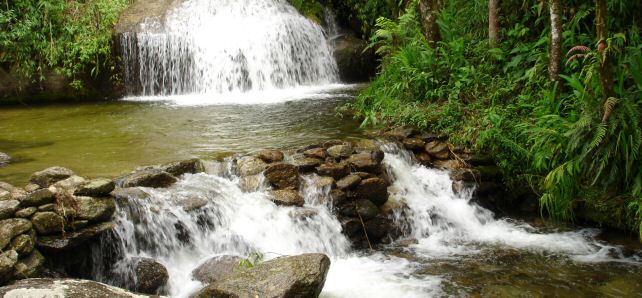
[
  {"x1": 95, "y1": 144, "x2": 634, "y2": 297},
  {"x1": 121, "y1": 0, "x2": 339, "y2": 100}
]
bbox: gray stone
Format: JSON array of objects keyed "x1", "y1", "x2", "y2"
[
  {"x1": 29, "y1": 167, "x2": 75, "y2": 188},
  {"x1": 308, "y1": 176, "x2": 335, "y2": 190},
  {"x1": 0, "y1": 218, "x2": 32, "y2": 249},
  {"x1": 0, "y1": 200, "x2": 20, "y2": 220},
  {"x1": 355, "y1": 178, "x2": 389, "y2": 206},
  {"x1": 14, "y1": 207, "x2": 36, "y2": 218},
  {"x1": 292, "y1": 157, "x2": 322, "y2": 173},
  {"x1": 268, "y1": 190, "x2": 305, "y2": 207},
  {"x1": 24, "y1": 184, "x2": 40, "y2": 192},
  {"x1": 0, "y1": 278, "x2": 157, "y2": 297},
  {"x1": 171, "y1": 195, "x2": 209, "y2": 212},
  {"x1": 36, "y1": 221, "x2": 114, "y2": 251},
  {"x1": 0, "y1": 190, "x2": 9, "y2": 201},
  {"x1": 346, "y1": 153, "x2": 382, "y2": 173},
  {"x1": 75, "y1": 197, "x2": 116, "y2": 222},
  {"x1": 31, "y1": 212, "x2": 65, "y2": 235},
  {"x1": 133, "y1": 257, "x2": 169, "y2": 295},
  {"x1": 264, "y1": 163, "x2": 299, "y2": 190},
  {"x1": 256, "y1": 149, "x2": 284, "y2": 163},
  {"x1": 195, "y1": 253, "x2": 330, "y2": 298},
  {"x1": 160, "y1": 158, "x2": 204, "y2": 177},
  {"x1": 402, "y1": 138, "x2": 426, "y2": 150},
  {"x1": 13, "y1": 249, "x2": 44, "y2": 279},
  {"x1": 10, "y1": 233, "x2": 35, "y2": 257},
  {"x1": 119, "y1": 169, "x2": 177, "y2": 188},
  {"x1": 336, "y1": 175, "x2": 361, "y2": 190},
  {"x1": 0, "y1": 250, "x2": 18, "y2": 283},
  {"x1": 0, "y1": 152, "x2": 10, "y2": 167},
  {"x1": 303, "y1": 148, "x2": 326, "y2": 159},
  {"x1": 237, "y1": 156, "x2": 268, "y2": 177},
  {"x1": 52, "y1": 175, "x2": 86, "y2": 191},
  {"x1": 75, "y1": 179, "x2": 115, "y2": 197},
  {"x1": 110, "y1": 187, "x2": 150, "y2": 202},
  {"x1": 316, "y1": 163, "x2": 349, "y2": 180},
  {"x1": 425, "y1": 141, "x2": 450, "y2": 160},
  {"x1": 37, "y1": 204, "x2": 55, "y2": 212},
  {"x1": 326, "y1": 145, "x2": 353, "y2": 158},
  {"x1": 192, "y1": 255, "x2": 243, "y2": 284},
  {"x1": 20, "y1": 188, "x2": 55, "y2": 207},
  {"x1": 334, "y1": 35, "x2": 378, "y2": 83},
  {"x1": 355, "y1": 199, "x2": 379, "y2": 221}
]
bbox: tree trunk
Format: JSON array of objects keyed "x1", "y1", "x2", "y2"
[
  {"x1": 419, "y1": 0, "x2": 441, "y2": 46},
  {"x1": 548, "y1": 0, "x2": 563, "y2": 84},
  {"x1": 489, "y1": 0, "x2": 500, "y2": 47},
  {"x1": 596, "y1": 0, "x2": 614, "y2": 99}
]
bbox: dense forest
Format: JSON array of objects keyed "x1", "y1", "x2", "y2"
[{"x1": 2, "y1": 0, "x2": 642, "y2": 238}]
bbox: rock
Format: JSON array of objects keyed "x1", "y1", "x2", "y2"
[
  {"x1": 334, "y1": 35, "x2": 377, "y2": 83},
  {"x1": 382, "y1": 127, "x2": 417, "y2": 140},
  {"x1": 326, "y1": 145, "x2": 353, "y2": 159},
  {"x1": 240, "y1": 175, "x2": 264, "y2": 193},
  {"x1": 355, "y1": 199, "x2": 379, "y2": 221},
  {"x1": 195, "y1": 253, "x2": 330, "y2": 298},
  {"x1": 14, "y1": 207, "x2": 36, "y2": 218},
  {"x1": 341, "y1": 218, "x2": 362, "y2": 238},
  {"x1": 380, "y1": 199, "x2": 407, "y2": 216},
  {"x1": 452, "y1": 169, "x2": 479, "y2": 182},
  {"x1": 9, "y1": 188, "x2": 27, "y2": 202},
  {"x1": 402, "y1": 138, "x2": 425, "y2": 151},
  {"x1": 328, "y1": 189, "x2": 347, "y2": 205},
  {"x1": 0, "y1": 218, "x2": 32, "y2": 249},
  {"x1": 303, "y1": 148, "x2": 326, "y2": 160},
  {"x1": 0, "y1": 250, "x2": 18, "y2": 283},
  {"x1": 0, "y1": 200, "x2": 20, "y2": 220},
  {"x1": 75, "y1": 197, "x2": 116, "y2": 222},
  {"x1": 29, "y1": 167, "x2": 75, "y2": 188},
  {"x1": 396, "y1": 238, "x2": 419, "y2": 247},
  {"x1": 0, "y1": 190, "x2": 9, "y2": 201},
  {"x1": 417, "y1": 132, "x2": 449, "y2": 143},
  {"x1": 119, "y1": 169, "x2": 177, "y2": 188},
  {"x1": 52, "y1": 176, "x2": 86, "y2": 191},
  {"x1": 364, "y1": 216, "x2": 391, "y2": 240},
  {"x1": 308, "y1": 176, "x2": 335, "y2": 190},
  {"x1": 160, "y1": 159, "x2": 204, "y2": 177},
  {"x1": 0, "y1": 152, "x2": 10, "y2": 167},
  {"x1": 24, "y1": 184, "x2": 40, "y2": 192},
  {"x1": 346, "y1": 153, "x2": 381, "y2": 173},
  {"x1": 171, "y1": 195, "x2": 209, "y2": 212},
  {"x1": 264, "y1": 163, "x2": 299, "y2": 189},
  {"x1": 415, "y1": 152, "x2": 433, "y2": 166},
  {"x1": 355, "y1": 178, "x2": 389, "y2": 206},
  {"x1": 424, "y1": 141, "x2": 450, "y2": 160},
  {"x1": 336, "y1": 175, "x2": 361, "y2": 190},
  {"x1": 13, "y1": 249, "x2": 44, "y2": 279},
  {"x1": 20, "y1": 188, "x2": 55, "y2": 207},
  {"x1": 290, "y1": 208, "x2": 319, "y2": 221},
  {"x1": 268, "y1": 190, "x2": 305, "y2": 207},
  {"x1": 36, "y1": 221, "x2": 114, "y2": 251},
  {"x1": 133, "y1": 257, "x2": 169, "y2": 294},
  {"x1": 110, "y1": 187, "x2": 150, "y2": 202},
  {"x1": 37, "y1": 204, "x2": 55, "y2": 212},
  {"x1": 317, "y1": 163, "x2": 349, "y2": 180},
  {"x1": 192, "y1": 255, "x2": 243, "y2": 284},
  {"x1": 75, "y1": 179, "x2": 115, "y2": 197},
  {"x1": 31, "y1": 212, "x2": 65, "y2": 235},
  {"x1": 237, "y1": 156, "x2": 268, "y2": 177},
  {"x1": 433, "y1": 159, "x2": 461, "y2": 170},
  {"x1": 0, "y1": 278, "x2": 157, "y2": 297},
  {"x1": 10, "y1": 233, "x2": 35, "y2": 257},
  {"x1": 0, "y1": 183, "x2": 15, "y2": 192},
  {"x1": 292, "y1": 157, "x2": 322, "y2": 173},
  {"x1": 256, "y1": 150, "x2": 285, "y2": 163},
  {"x1": 477, "y1": 165, "x2": 502, "y2": 181}
]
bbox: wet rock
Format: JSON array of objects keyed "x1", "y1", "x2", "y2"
[
  {"x1": 0, "y1": 218, "x2": 32, "y2": 249},
  {"x1": 268, "y1": 190, "x2": 305, "y2": 207},
  {"x1": 433, "y1": 159, "x2": 461, "y2": 170},
  {"x1": 308, "y1": 176, "x2": 335, "y2": 190},
  {"x1": 317, "y1": 163, "x2": 349, "y2": 180},
  {"x1": 322, "y1": 140, "x2": 345, "y2": 149},
  {"x1": 24, "y1": 184, "x2": 40, "y2": 192},
  {"x1": 346, "y1": 153, "x2": 381, "y2": 173},
  {"x1": 20, "y1": 188, "x2": 55, "y2": 207},
  {"x1": 0, "y1": 278, "x2": 156, "y2": 297},
  {"x1": 192, "y1": 255, "x2": 243, "y2": 284},
  {"x1": 110, "y1": 187, "x2": 150, "y2": 202},
  {"x1": 402, "y1": 138, "x2": 425, "y2": 151},
  {"x1": 37, "y1": 204, "x2": 55, "y2": 212},
  {"x1": 195, "y1": 253, "x2": 330, "y2": 298},
  {"x1": 74, "y1": 179, "x2": 115, "y2": 197},
  {"x1": 396, "y1": 238, "x2": 419, "y2": 247},
  {"x1": 161, "y1": 158, "x2": 204, "y2": 177},
  {"x1": 31, "y1": 212, "x2": 65, "y2": 235},
  {"x1": 0, "y1": 200, "x2": 20, "y2": 220},
  {"x1": 477, "y1": 165, "x2": 502, "y2": 181},
  {"x1": 172, "y1": 195, "x2": 209, "y2": 212},
  {"x1": 36, "y1": 221, "x2": 114, "y2": 251},
  {"x1": 13, "y1": 249, "x2": 44, "y2": 279},
  {"x1": 424, "y1": 141, "x2": 450, "y2": 160},
  {"x1": 334, "y1": 35, "x2": 377, "y2": 83},
  {"x1": 336, "y1": 175, "x2": 361, "y2": 190},
  {"x1": 237, "y1": 156, "x2": 268, "y2": 177},
  {"x1": 355, "y1": 199, "x2": 379, "y2": 221},
  {"x1": 290, "y1": 208, "x2": 319, "y2": 221},
  {"x1": 292, "y1": 156, "x2": 322, "y2": 173},
  {"x1": 328, "y1": 189, "x2": 347, "y2": 205},
  {"x1": 380, "y1": 199, "x2": 407, "y2": 216},
  {"x1": 75, "y1": 197, "x2": 116, "y2": 222},
  {"x1": 355, "y1": 178, "x2": 389, "y2": 206},
  {"x1": 451, "y1": 169, "x2": 479, "y2": 182},
  {"x1": 415, "y1": 152, "x2": 432, "y2": 166},
  {"x1": 256, "y1": 149, "x2": 284, "y2": 163},
  {"x1": 327, "y1": 144, "x2": 353, "y2": 159},
  {"x1": 0, "y1": 190, "x2": 9, "y2": 201},
  {"x1": 264, "y1": 163, "x2": 299, "y2": 189},
  {"x1": 303, "y1": 148, "x2": 326, "y2": 160},
  {"x1": 239, "y1": 175, "x2": 264, "y2": 193},
  {"x1": 418, "y1": 132, "x2": 449, "y2": 143},
  {"x1": 0, "y1": 250, "x2": 18, "y2": 283},
  {"x1": 14, "y1": 207, "x2": 36, "y2": 218},
  {"x1": 52, "y1": 175, "x2": 86, "y2": 191},
  {"x1": 134, "y1": 257, "x2": 169, "y2": 294},
  {"x1": 353, "y1": 172, "x2": 376, "y2": 180},
  {"x1": 30, "y1": 167, "x2": 75, "y2": 188},
  {"x1": 10, "y1": 233, "x2": 34, "y2": 257},
  {"x1": 383, "y1": 127, "x2": 417, "y2": 140},
  {"x1": 365, "y1": 216, "x2": 391, "y2": 240},
  {"x1": 0, "y1": 153, "x2": 10, "y2": 167},
  {"x1": 119, "y1": 169, "x2": 177, "y2": 188}
]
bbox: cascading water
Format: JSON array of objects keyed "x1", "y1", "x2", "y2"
[
  {"x1": 92, "y1": 143, "x2": 637, "y2": 297},
  {"x1": 120, "y1": 0, "x2": 339, "y2": 97}
]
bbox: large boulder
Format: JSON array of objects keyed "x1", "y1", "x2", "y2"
[
  {"x1": 264, "y1": 163, "x2": 299, "y2": 190},
  {"x1": 355, "y1": 199, "x2": 379, "y2": 221},
  {"x1": 0, "y1": 250, "x2": 18, "y2": 283},
  {"x1": 326, "y1": 145, "x2": 353, "y2": 159},
  {"x1": 0, "y1": 200, "x2": 20, "y2": 220},
  {"x1": 160, "y1": 159, "x2": 204, "y2": 177},
  {"x1": 119, "y1": 169, "x2": 177, "y2": 188},
  {"x1": 303, "y1": 148, "x2": 326, "y2": 160},
  {"x1": 0, "y1": 218, "x2": 32, "y2": 249},
  {"x1": 424, "y1": 141, "x2": 450, "y2": 160},
  {"x1": 237, "y1": 156, "x2": 268, "y2": 177},
  {"x1": 346, "y1": 152, "x2": 382, "y2": 173},
  {"x1": 195, "y1": 253, "x2": 331, "y2": 298},
  {"x1": 20, "y1": 188, "x2": 55, "y2": 207},
  {"x1": 192, "y1": 255, "x2": 243, "y2": 284},
  {"x1": 355, "y1": 178, "x2": 389, "y2": 206},
  {"x1": 256, "y1": 150, "x2": 285, "y2": 163},
  {"x1": 10, "y1": 233, "x2": 34, "y2": 257},
  {"x1": 31, "y1": 212, "x2": 65, "y2": 235},
  {"x1": 0, "y1": 278, "x2": 157, "y2": 297},
  {"x1": 110, "y1": 187, "x2": 150, "y2": 202},
  {"x1": 333, "y1": 35, "x2": 378, "y2": 83},
  {"x1": 13, "y1": 249, "x2": 45, "y2": 279},
  {"x1": 268, "y1": 190, "x2": 305, "y2": 207},
  {"x1": 75, "y1": 197, "x2": 116, "y2": 222},
  {"x1": 316, "y1": 163, "x2": 349, "y2": 180},
  {"x1": 292, "y1": 156, "x2": 322, "y2": 173},
  {"x1": 29, "y1": 167, "x2": 75, "y2": 188},
  {"x1": 133, "y1": 257, "x2": 169, "y2": 295},
  {"x1": 336, "y1": 175, "x2": 361, "y2": 190},
  {"x1": 36, "y1": 221, "x2": 114, "y2": 251},
  {"x1": 75, "y1": 179, "x2": 115, "y2": 197}
]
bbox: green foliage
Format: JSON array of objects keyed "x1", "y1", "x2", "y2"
[
  {"x1": 347, "y1": 0, "x2": 642, "y2": 236},
  {"x1": 0, "y1": 0, "x2": 129, "y2": 89},
  {"x1": 237, "y1": 252, "x2": 264, "y2": 269}
]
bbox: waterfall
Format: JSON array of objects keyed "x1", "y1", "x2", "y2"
[
  {"x1": 120, "y1": 0, "x2": 339, "y2": 97},
  {"x1": 93, "y1": 144, "x2": 633, "y2": 297}
]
